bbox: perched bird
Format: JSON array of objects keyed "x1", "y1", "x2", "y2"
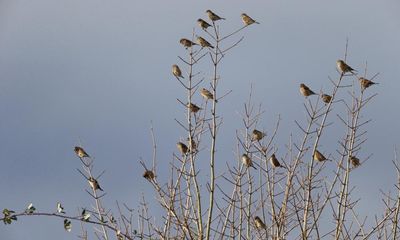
[
  {"x1": 359, "y1": 77, "x2": 378, "y2": 90},
  {"x1": 74, "y1": 146, "x2": 90, "y2": 158},
  {"x1": 269, "y1": 154, "x2": 282, "y2": 168},
  {"x1": 200, "y1": 88, "x2": 217, "y2": 102},
  {"x1": 206, "y1": 10, "x2": 225, "y2": 21},
  {"x1": 187, "y1": 103, "x2": 202, "y2": 113},
  {"x1": 321, "y1": 93, "x2": 332, "y2": 104},
  {"x1": 177, "y1": 142, "x2": 189, "y2": 155},
  {"x1": 350, "y1": 156, "x2": 361, "y2": 167},
  {"x1": 180, "y1": 38, "x2": 197, "y2": 48},
  {"x1": 300, "y1": 83, "x2": 316, "y2": 97},
  {"x1": 197, "y1": 36, "x2": 214, "y2": 49},
  {"x1": 198, "y1": 18, "x2": 212, "y2": 30},
  {"x1": 64, "y1": 219, "x2": 72, "y2": 232},
  {"x1": 313, "y1": 150, "x2": 327, "y2": 162},
  {"x1": 251, "y1": 129, "x2": 265, "y2": 141},
  {"x1": 88, "y1": 177, "x2": 103, "y2": 191},
  {"x1": 143, "y1": 170, "x2": 155, "y2": 180},
  {"x1": 337, "y1": 59, "x2": 356, "y2": 74},
  {"x1": 172, "y1": 64, "x2": 184, "y2": 79},
  {"x1": 254, "y1": 216, "x2": 267, "y2": 229},
  {"x1": 242, "y1": 153, "x2": 257, "y2": 169},
  {"x1": 241, "y1": 13, "x2": 259, "y2": 26},
  {"x1": 57, "y1": 202, "x2": 65, "y2": 214},
  {"x1": 81, "y1": 209, "x2": 90, "y2": 221}
]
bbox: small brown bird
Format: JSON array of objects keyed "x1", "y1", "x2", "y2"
[
  {"x1": 88, "y1": 177, "x2": 103, "y2": 191},
  {"x1": 143, "y1": 170, "x2": 155, "y2": 180},
  {"x1": 172, "y1": 64, "x2": 184, "y2": 79},
  {"x1": 177, "y1": 142, "x2": 189, "y2": 155},
  {"x1": 197, "y1": 18, "x2": 212, "y2": 30},
  {"x1": 180, "y1": 38, "x2": 197, "y2": 48},
  {"x1": 359, "y1": 77, "x2": 378, "y2": 90},
  {"x1": 337, "y1": 59, "x2": 356, "y2": 74},
  {"x1": 350, "y1": 156, "x2": 361, "y2": 167},
  {"x1": 206, "y1": 10, "x2": 225, "y2": 21},
  {"x1": 251, "y1": 129, "x2": 265, "y2": 141},
  {"x1": 200, "y1": 88, "x2": 217, "y2": 102},
  {"x1": 254, "y1": 216, "x2": 267, "y2": 229},
  {"x1": 74, "y1": 146, "x2": 90, "y2": 158},
  {"x1": 241, "y1": 13, "x2": 259, "y2": 26},
  {"x1": 197, "y1": 36, "x2": 214, "y2": 49},
  {"x1": 313, "y1": 150, "x2": 327, "y2": 162},
  {"x1": 187, "y1": 103, "x2": 202, "y2": 113},
  {"x1": 321, "y1": 93, "x2": 332, "y2": 104},
  {"x1": 300, "y1": 83, "x2": 316, "y2": 97},
  {"x1": 269, "y1": 154, "x2": 282, "y2": 168},
  {"x1": 242, "y1": 153, "x2": 257, "y2": 169}
]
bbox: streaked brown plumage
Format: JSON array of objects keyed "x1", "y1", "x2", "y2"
[
  {"x1": 300, "y1": 83, "x2": 316, "y2": 97},
  {"x1": 197, "y1": 36, "x2": 214, "y2": 49},
  {"x1": 197, "y1": 18, "x2": 212, "y2": 30},
  {"x1": 321, "y1": 93, "x2": 332, "y2": 104},
  {"x1": 180, "y1": 38, "x2": 197, "y2": 48},
  {"x1": 88, "y1": 177, "x2": 103, "y2": 191},
  {"x1": 254, "y1": 216, "x2": 267, "y2": 229},
  {"x1": 242, "y1": 153, "x2": 256, "y2": 169},
  {"x1": 241, "y1": 13, "x2": 259, "y2": 26},
  {"x1": 177, "y1": 142, "x2": 189, "y2": 155},
  {"x1": 187, "y1": 103, "x2": 202, "y2": 113},
  {"x1": 200, "y1": 88, "x2": 217, "y2": 102},
  {"x1": 359, "y1": 77, "x2": 378, "y2": 90},
  {"x1": 350, "y1": 156, "x2": 361, "y2": 167},
  {"x1": 143, "y1": 170, "x2": 155, "y2": 180},
  {"x1": 74, "y1": 146, "x2": 90, "y2": 158},
  {"x1": 269, "y1": 154, "x2": 282, "y2": 168},
  {"x1": 206, "y1": 10, "x2": 225, "y2": 21},
  {"x1": 251, "y1": 129, "x2": 265, "y2": 141},
  {"x1": 337, "y1": 59, "x2": 356, "y2": 74},
  {"x1": 172, "y1": 64, "x2": 184, "y2": 79},
  {"x1": 313, "y1": 150, "x2": 327, "y2": 162}
]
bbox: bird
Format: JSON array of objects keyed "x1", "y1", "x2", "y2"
[
  {"x1": 206, "y1": 10, "x2": 225, "y2": 21},
  {"x1": 254, "y1": 216, "x2": 267, "y2": 229},
  {"x1": 180, "y1": 38, "x2": 197, "y2": 48},
  {"x1": 197, "y1": 36, "x2": 214, "y2": 49},
  {"x1": 143, "y1": 170, "x2": 155, "y2": 180},
  {"x1": 242, "y1": 153, "x2": 257, "y2": 169},
  {"x1": 321, "y1": 93, "x2": 332, "y2": 104},
  {"x1": 269, "y1": 154, "x2": 282, "y2": 168},
  {"x1": 64, "y1": 219, "x2": 72, "y2": 232},
  {"x1": 197, "y1": 18, "x2": 212, "y2": 30},
  {"x1": 337, "y1": 59, "x2": 356, "y2": 74},
  {"x1": 300, "y1": 83, "x2": 316, "y2": 97},
  {"x1": 74, "y1": 146, "x2": 90, "y2": 158},
  {"x1": 88, "y1": 177, "x2": 103, "y2": 191},
  {"x1": 200, "y1": 88, "x2": 217, "y2": 102},
  {"x1": 241, "y1": 13, "x2": 259, "y2": 26},
  {"x1": 350, "y1": 156, "x2": 361, "y2": 167},
  {"x1": 313, "y1": 150, "x2": 327, "y2": 162},
  {"x1": 187, "y1": 103, "x2": 202, "y2": 113},
  {"x1": 251, "y1": 129, "x2": 265, "y2": 141},
  {"x1": 177, "y1": 142, "x2": 189, "y2": 155},
  {"x1": 57, "y1": 202, "x2": 65, "y2": 214},
  {"x1": 172, "y1": 64, "x2": 184, "y2": 79},
  {"x1": 81, "y1": 209, "x2": 90, "y2": 221},
  {"x1": 359, "y1": 77, "x2": 378, "y2": 90}
]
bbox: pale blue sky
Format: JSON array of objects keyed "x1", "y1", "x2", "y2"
[{"x1": 1, "y1": 0, "x2": 400, "y2": 239}]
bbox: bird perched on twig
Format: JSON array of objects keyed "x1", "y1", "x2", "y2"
[
  {"x1": 321, "y1": 93, "x2": 332, "y2": 104},
  {"x1": 269, "y1": 154, "x2": 282, "y2": 168},
  {"x1": 350, "y1": 156, "x2": 361, "y2": 167},
  {"x1": 180, "y1": 38, "x2": 197, "y2": 49},
  {"x1": 187, "y1": 103, "x2": 202, "y2": 113},
  {"x1": 74, "y1": 146, "x2": 90, "y2": 158},
  {"x1": 206, "y1": 10, "x2": 225, "y2": 21},
  {"x1": 313, "y1": 150, "x2": 327, "y2": 162},
  {"x1": 143, "y1": 170, "x2": 155, "y2": 180},
  {"x1": 251, "y1": 129, "x2": 265, "y2": 141},
  {"x1": 254, "y1": 216, "x2": 267, "y2": 229},
  {"x1": 88, "y1": 177, "x2": 103, "y2": 191},
  {"x1": 300, "y1": 83, "x2": 316, "y2": 97},
  {"x1": 242, "y1": 153, "x2": 257, "y2": 169},
  {"x1": 359, "y1": 77, "x2": 378, "y2": 90},
  {"x1": 200, "y1": 88, "x2": 217, "y2": 102},
  {"x1": 337, "y1": 59, "x2": 356, "y2": 74},
  {"x1": 197, "y1": 36, "x2": 214, "y2": 49},
  {"x1": 172, "y1": 64, "x2": 184, "y2": 79},
  {"x1": 197, "y1": 18, "x2": 212, "y2": 30},
  {"x1": 177, "y1": 142, "x2": 189, "y2": 155},
  {"x1": 241, "y1": 13, "x2": 259, "y2": 26}
]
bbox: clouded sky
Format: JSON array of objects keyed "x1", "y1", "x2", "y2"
[{"x1": 1, "y1": 0, "x2": 400, "y2": 239}]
